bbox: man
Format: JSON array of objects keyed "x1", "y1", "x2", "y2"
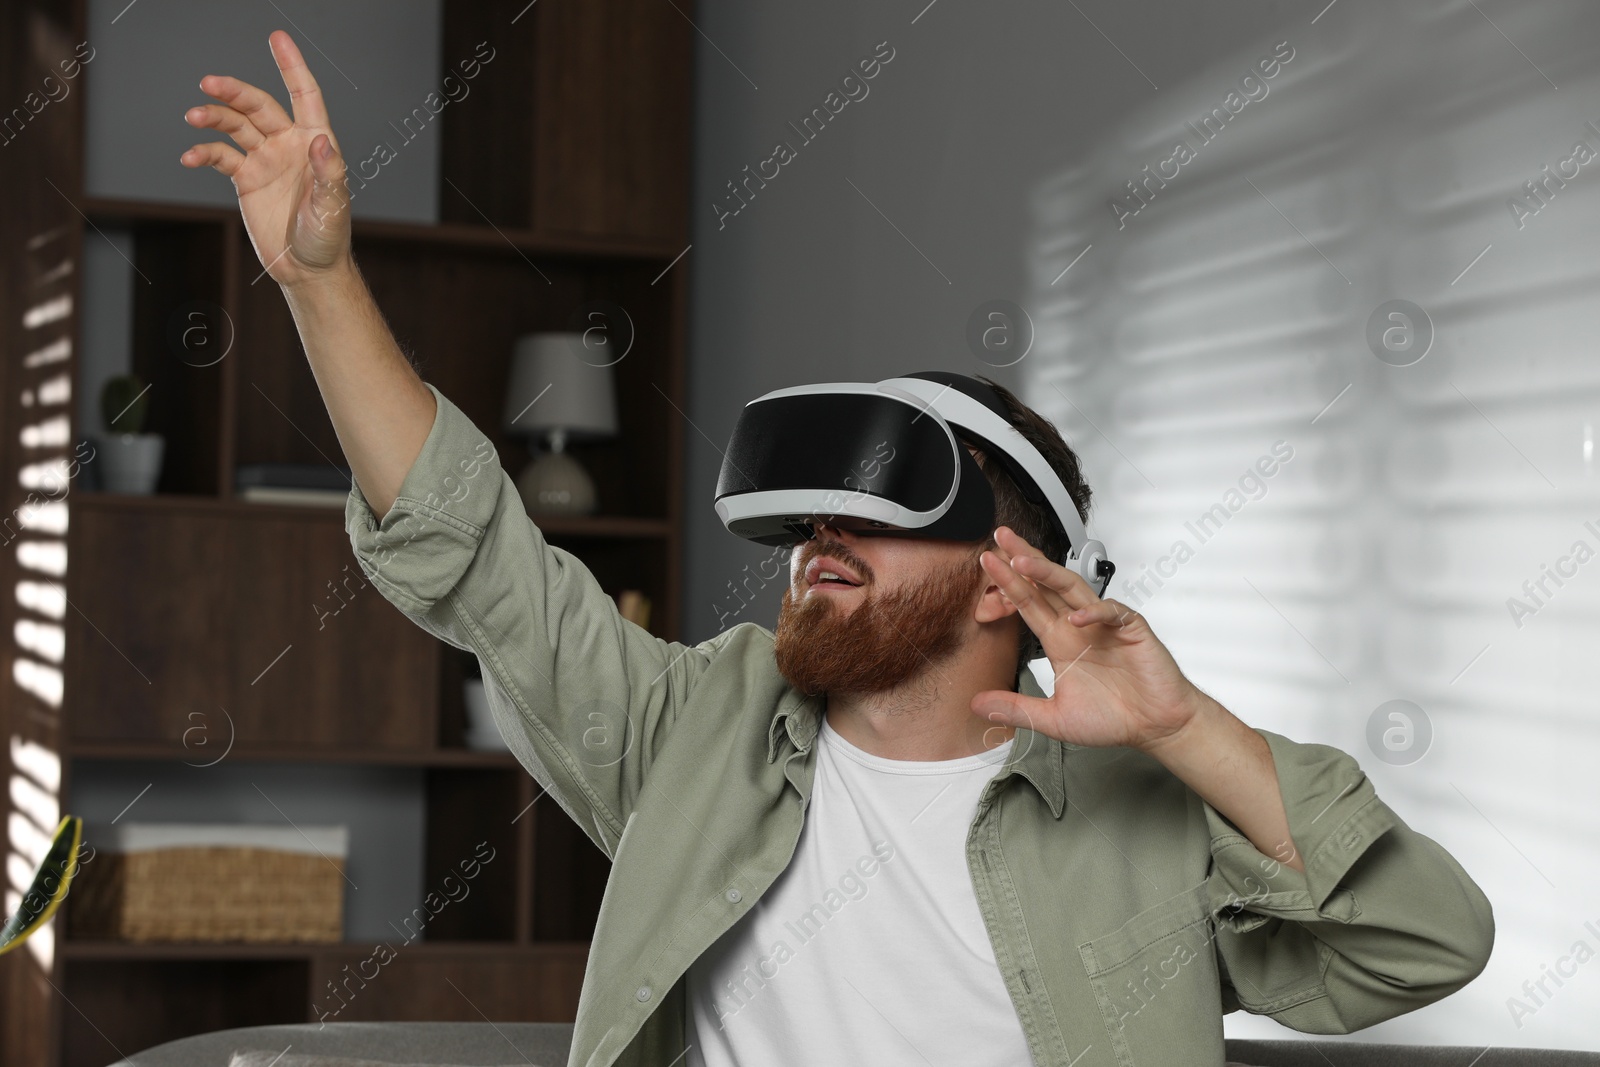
[{"x1": 182, "y1": 31, "x2": 1494, "y2": 1067}]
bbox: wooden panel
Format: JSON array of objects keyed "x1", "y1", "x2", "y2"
[
  {"x1": 421, "y1": 769, "x2": 521, "y2": 941},
  {"x1": 127, "y1": 222, "x2": 228, "y2": 495},
  {"x1": 64, "y1": 504, "x2": 229, "y2": 741},
  {"x1": 0, "y1": 1, "x2": 86, "y2": 1065},
  {"x1": 310, "y1": 946, "x2": 588, "y2": 1022},
  {"x1": 60, "y1": 959, "x2": 308, "y2": 1067},
  {"x1": 533, "y1": 0, "x2": 694, "y2": 243},
  {"x1": 65, "y1": 502, "x2": 437, "y2": 751},
  {"x1": 515, "y1": 775, "x2": 537, "y2": 942},
  {"x1": 533, "y1": 801, "x2": 610, "y2": 941},
  {"x1": 437, "y1": 645, "x2": 472, "y2": 748},
  {"x1": 438, "y1": 0, "x2": 538, "y2": 229},
  {"x1": 439, "y1": 0, "x2": 693, "y2": 243},
  {"x1": 229, "y1": 239, "x2": 345, "y2": 474},
  {"x1": 222, "y1": 512, "x2": 436, "y2": 749}
]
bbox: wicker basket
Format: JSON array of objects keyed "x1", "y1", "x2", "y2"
[{"x1": 67, "y1": 823, "x2": 347, "y2": 943}]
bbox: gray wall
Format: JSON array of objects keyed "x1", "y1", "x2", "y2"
[
  {"x1": 680, "y1": 0, "x2": 1303, "y2": 643},
  {"x1": 85, "y1": 0, "x2": 441, "y2": 221}
]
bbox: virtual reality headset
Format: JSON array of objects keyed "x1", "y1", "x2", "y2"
[{"x1": 713, "y1": 370, "x2": 1116, "y2": 596}]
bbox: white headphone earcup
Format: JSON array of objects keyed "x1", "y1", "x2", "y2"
[{"x1": 1075, "y1": 539, "x2": 1108, "y2": 594}]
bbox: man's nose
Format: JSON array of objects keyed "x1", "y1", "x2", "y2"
[{"x1": 813, "y1": 521, "x2": 857, "y2": 544}]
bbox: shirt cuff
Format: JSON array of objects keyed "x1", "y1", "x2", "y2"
[{"x1": 1206, "y1": 729, "x2": 1397, "y2": 934}]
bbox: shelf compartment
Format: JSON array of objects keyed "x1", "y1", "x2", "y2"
[
  {"x1": 82, "y1": 217, "x2": 231, "y2": 495},
  {"x1": 533, "y1": 796, "x2": 611, "y2": 942},
  {"x1": 65, "y1": 504, "x2": 439, "y2": 750},
  {"x1": 420, "y1": 768, "x2": 523, "y2": 943},
  {"x1": 226, "y1": 234, "x2": 682, "y2": 522}
]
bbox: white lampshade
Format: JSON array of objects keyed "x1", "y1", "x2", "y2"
[{"x1": 502, "y1": 332, "x2": 618, "y2": 441}]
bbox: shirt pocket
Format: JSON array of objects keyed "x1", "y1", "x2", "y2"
[{"x1": 1078, "y1": 879, "x2": 1223, "y2": 1067}]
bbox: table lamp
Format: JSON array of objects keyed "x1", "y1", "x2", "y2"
[{"x1": 502, "y1": 332, "x2": 618, "y2": 516}]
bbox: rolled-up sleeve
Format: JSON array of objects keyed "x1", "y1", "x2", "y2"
[
  {"x1": 1205, "y1": 729, "x2": 1495, "y2": 1032},
  {"x1": 345, "y1": 384, "x2": 502, "y2": 616},
  {"x1": 344, "y1": 382, "x2": 719, "y2": 855}
]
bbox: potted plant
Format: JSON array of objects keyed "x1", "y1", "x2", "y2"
[{"x1": 98, "y1": 373, "x2": 164, "y2": 494}]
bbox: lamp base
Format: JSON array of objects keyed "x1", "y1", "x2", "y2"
[{"x1": 516, "y1": 451, "x2": 598, "y2": 516}]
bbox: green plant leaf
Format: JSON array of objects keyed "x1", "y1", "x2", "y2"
[{"x1": 0, "y1": 815, "x2": 84, "y2": 956}]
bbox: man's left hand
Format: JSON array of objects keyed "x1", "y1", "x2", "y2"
[{"x1": 971, "y1": 525, "x2": 1212, "y2": 754}]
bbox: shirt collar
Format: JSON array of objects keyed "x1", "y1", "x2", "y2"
[{"x1": 766, "y1": 663, "x2": 1070, "y2": 819}]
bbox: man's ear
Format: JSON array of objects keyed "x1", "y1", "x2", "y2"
[{"x1": 973, "y1": 569, "x2": 1020, "y2": 625}]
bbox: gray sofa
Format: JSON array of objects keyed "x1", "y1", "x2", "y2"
[{"x1": 110, "y1": 1021, "x2": 1600, "y2": 1066}]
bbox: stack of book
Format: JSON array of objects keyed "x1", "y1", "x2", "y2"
[{"x1": 235, "y1": 463, "x2": 354, "y2": 508}]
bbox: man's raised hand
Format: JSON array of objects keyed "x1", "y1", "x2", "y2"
[
  {"x1": 180, "y1": 30, "x2": 351, "y2": 288},
  {"x1": 971, "y1": 525, "x2": 1211, "y2": 753}
]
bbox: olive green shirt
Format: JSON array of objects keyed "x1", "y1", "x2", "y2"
[{"x1": 346, "y1": 383, "x2": 1494, "y2": 1067}]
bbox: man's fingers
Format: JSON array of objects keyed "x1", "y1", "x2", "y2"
[
  {"x1": 1069, "y1": 598, "x2": 1141, "y2": 630},
  {"x1": 994, "y1": 525, "x2": 1100, "y2": 610},
  {"x1": 1011, "y1": 551, "x2": 1100, "y2": 611},
  {"x1": 179, "y1": 141, "x2": 247, "y2": 178},
  {"x1": 184, "y1": 104, "x2": 266, "y2": 151},
  {"x1": 305, "y1": 135, "x2": 351, "y2": 225},
  {"x1": 985, "y1": 532, "x2": 1072, "y2": 615},
  {"x1": 996, "y1": 556, "x2": 1070, "y2": 615},
  {"x1": 981, "y1": 550, "x2": 1065, "y2": 636},
  {"x1": 199, "y1": 73, "x2": 294, "y2": 136},
  {"x1": 269, "y1": 30, "x2": 332, "y2": 130}
]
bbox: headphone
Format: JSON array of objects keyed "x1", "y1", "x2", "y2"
[{"x1": 714, "y1": 369, "x2": 1115, "y2": 596}]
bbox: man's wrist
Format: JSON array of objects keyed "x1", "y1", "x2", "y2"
[
  {"x1": 1138, "y1": 686, "x2": 1228, "y2": 762},
  {"x1": 280, "y1": 255, "x2": 362, "y2": 304}
]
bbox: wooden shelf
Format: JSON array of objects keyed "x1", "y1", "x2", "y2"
[
  {"x1": 526, "y1": 514, "x2": 672, "y2": 538},
  {"x1": 71, "y1": 489, "x2": 350, "y2": 520},
  {"x1": 62, "y1": 941, "x2": 325, "y2": 961},
  {"x1": 66, "y1": 742, "x2": 522, "y2": 767},
  {"x1": 2, "y1": 0, "x2": 693, "y2": 1064},
  {"x1": 79, "y1": 195, "x2": 683, "y2": 262},
  {"x1": 71, "y1": 490, "x2": 674, "y2": 539},
  {"x1": 60, "y1": 940, "x2": 591, "y2": 961}
]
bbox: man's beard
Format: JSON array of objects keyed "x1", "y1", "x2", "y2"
[{"x1": 772, "y1": 542, "x2": 988, "y2": 697}]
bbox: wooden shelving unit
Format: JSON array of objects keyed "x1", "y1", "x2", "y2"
[{"x1": 0, "y1": 2, "x2": 693, "y2": 1066}]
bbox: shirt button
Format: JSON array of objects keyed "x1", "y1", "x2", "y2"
[
  {"x1": 636, "y1": 985, "x2": 652, "y2": 1002},
  {"x1": 725, "y1": 888, "x2": 742, "y2": 903}
]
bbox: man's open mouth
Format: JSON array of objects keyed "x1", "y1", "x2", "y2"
[{"x1": 805, "y1": 556, "x2": 863, "y2": 587}]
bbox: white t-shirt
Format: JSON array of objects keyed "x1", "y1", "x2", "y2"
[{"x1": 685, "y1": 715, "x2": 1035, "y2": 1066}]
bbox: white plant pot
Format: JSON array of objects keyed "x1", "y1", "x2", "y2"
[{"x1": 99, "y1": 433, "x2": 164, "y2": 494}]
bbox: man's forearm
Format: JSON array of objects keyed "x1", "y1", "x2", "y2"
[
  {"x1": 279, "y1": 260, "x2": 437, "y2": 521},
  {"x1": 1142, "y1": 691, "x2": 1305, "y2": 874}
]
